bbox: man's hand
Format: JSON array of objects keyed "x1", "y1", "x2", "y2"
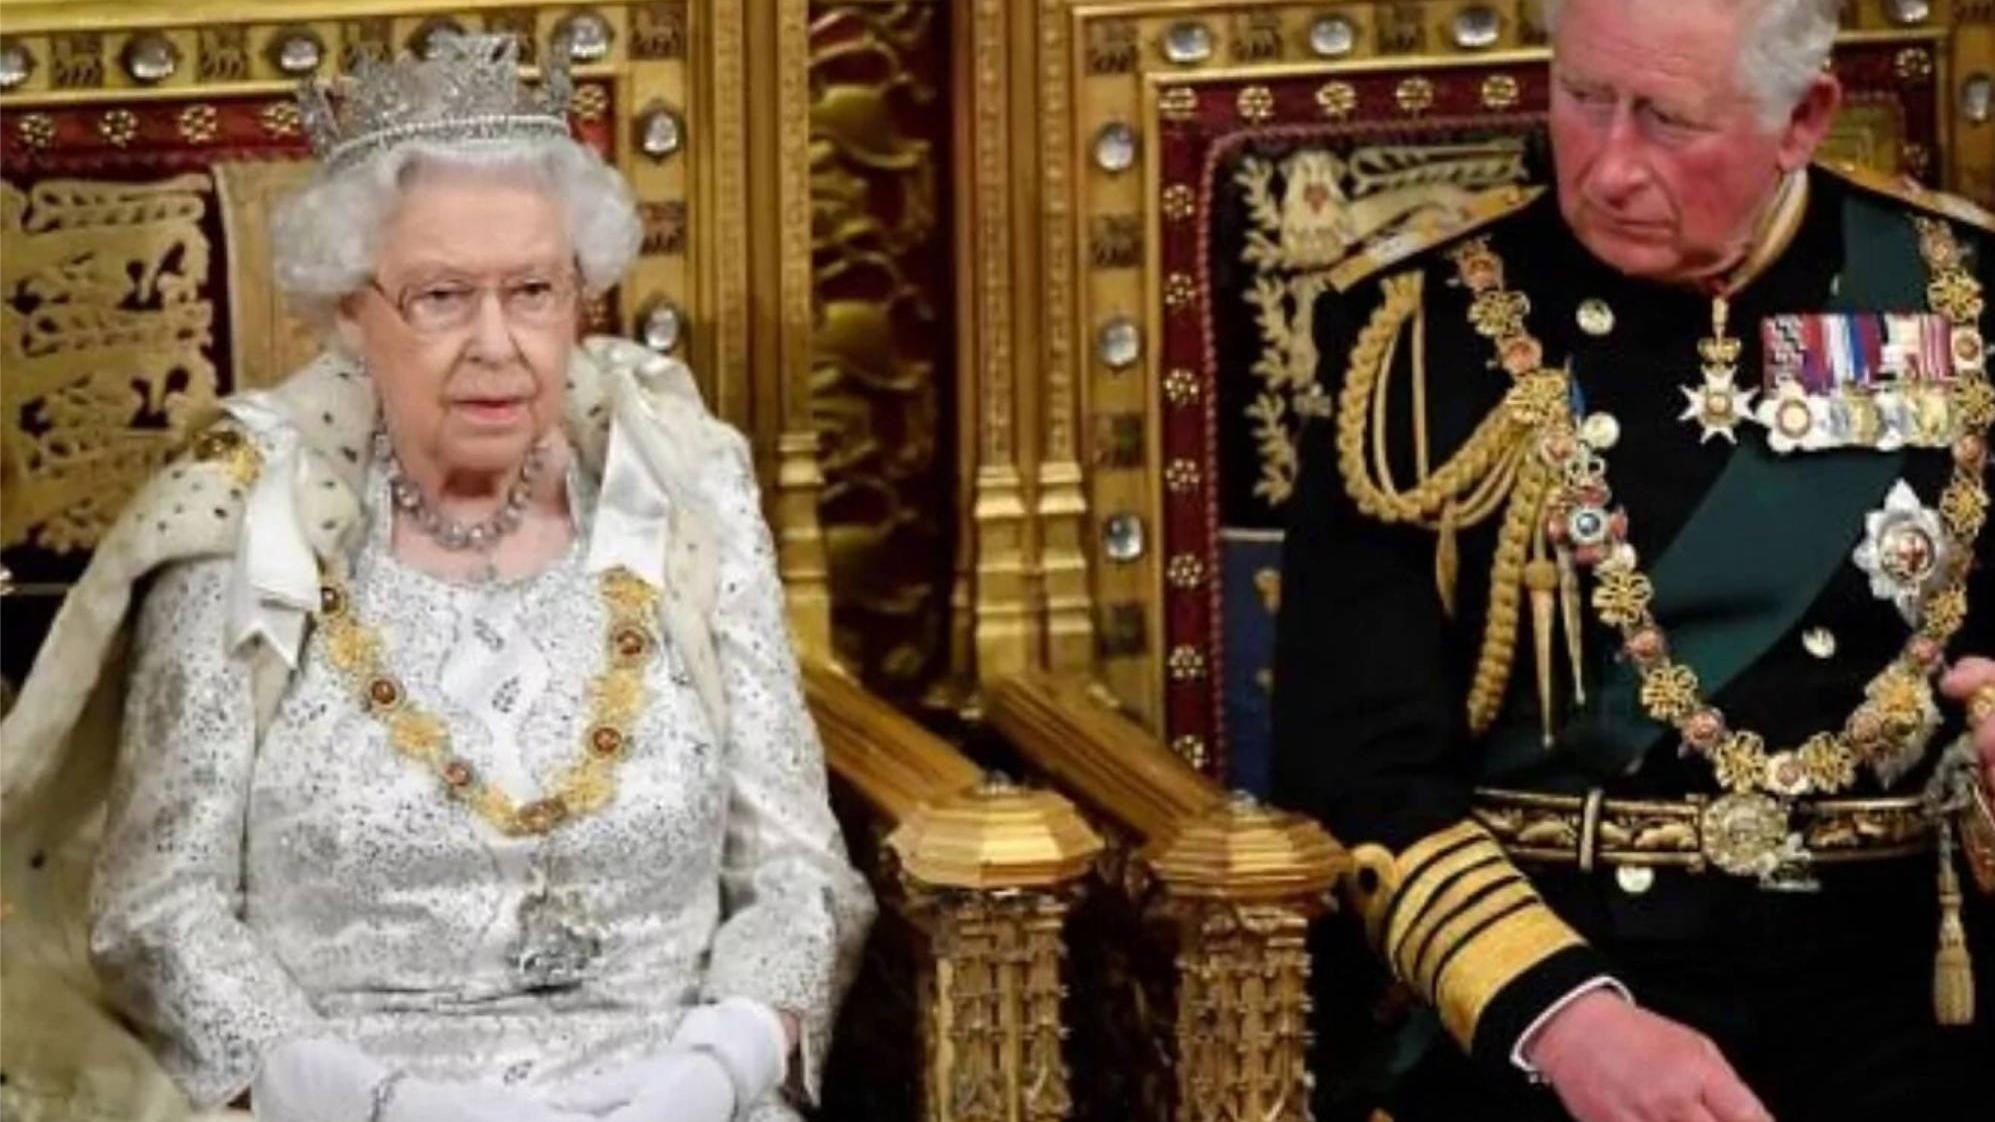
[
  {"x1": 1524, "y1": 991, "x2": 1773, "y2": 1122},
  {"x1": 1941, "y1": 657, "x2": 1995, "y2": 794}
]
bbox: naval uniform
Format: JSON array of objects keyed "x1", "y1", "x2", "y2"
[{"x1": 1271, "y1": 165, "x2": 1995, "y2": 1121}]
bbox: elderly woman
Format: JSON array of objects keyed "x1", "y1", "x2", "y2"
[{"x1": 0, "y1": 33, "x2": 871, "y2": 1122}]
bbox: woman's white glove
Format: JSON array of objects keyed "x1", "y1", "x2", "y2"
[
  {"x1": 547, "y1": 998, "x2": 789, "y2": 1121},
  {"x1": 251, "y1": 1037, "x2": 591, "y2": 1122}
]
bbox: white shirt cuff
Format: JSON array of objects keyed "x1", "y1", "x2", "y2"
[{"x1": 1511, "y1": 975, "x2": 1632, "y2": 1077}]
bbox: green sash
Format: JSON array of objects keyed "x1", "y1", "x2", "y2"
[{"x1": 1483, "y1": 192, "x2": 1925, "y2": 783}]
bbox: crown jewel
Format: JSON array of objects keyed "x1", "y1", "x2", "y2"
[{"x1": 298, "y1": 32, "x2": 575, "y2": 174}]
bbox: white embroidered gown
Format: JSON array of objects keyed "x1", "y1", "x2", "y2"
[{"x1": 87, "y1": 440, "x2": 874, "y2": 1116}]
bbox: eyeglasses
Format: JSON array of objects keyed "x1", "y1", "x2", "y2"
[{"x1": 369, "y1": 272, "x2": 580, "y2": 335}]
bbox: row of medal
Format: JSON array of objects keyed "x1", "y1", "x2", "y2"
[{"x1": 1668, "y1": 308, "x2": 1982, "y2": 452}]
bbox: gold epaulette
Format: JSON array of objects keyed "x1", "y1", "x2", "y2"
[
  {"x1": 1816, "y1": 159, "x2": 1994, "y2": 235},
  {"x1": 1328, "y1": 183, "x2": 1545, "y2": 293},
  {"x1": 1349, "y1": 821, "x2": 1587, "y2": 1049}
]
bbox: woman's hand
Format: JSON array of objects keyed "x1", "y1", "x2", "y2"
[
  {"x1": 547, "y1": 997, "x2": 788, "y2": 1120},
  {"x1": 1525, "y1": 991, "x2": 1774, "y2": 1122},
  {"x1": 550, "y1": 1050, "x2": 735, "y2": 1122},
  {"x1": 251, "y1": 1037, "x2": 590, "y2": 1122},
  {"x1": 1941, "y1": 657, "x2": 1995, "y2": 793}
]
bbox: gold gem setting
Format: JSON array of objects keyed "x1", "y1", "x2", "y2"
[
  {"x1": 1445, "y1": 217, "x2": 1989, "y2": 881},
  {"x1": 317, "y1": 565, "x2": 660, "y2": 837}
]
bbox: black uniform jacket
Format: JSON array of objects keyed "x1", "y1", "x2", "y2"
[{"x1": 1271, "y1": 165, "x2": 1995, "y2": 1066}]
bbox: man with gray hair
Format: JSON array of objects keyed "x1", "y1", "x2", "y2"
[{"x1": 1272, "y1": 1, "x2": 1995, "y2": 1119}]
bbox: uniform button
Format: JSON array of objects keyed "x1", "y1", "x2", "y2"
[
  {"x1": 1577, "y1": 298, "x2": 1616, "y2": 336},
  {"x1": 1615, "y1": 864, "x2": 1655, "y2": 894},
  {"x1": 1802, "y1": 626, "x2": 1837, "y2": 659}
]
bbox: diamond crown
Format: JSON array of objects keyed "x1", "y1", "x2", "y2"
[{"x1": 298, "y1": 32, "x2": 574, "y2": 174}]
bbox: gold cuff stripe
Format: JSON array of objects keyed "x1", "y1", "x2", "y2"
[
  {"x1": 1407, "y1": 879, "x2": 1541, "y2": 995},
  {"x1": 1431, "y1": 901, "x2": 1587, "y2": 1048},
  {"x1": 1381, "y1": 822, "x2": 1511, "y2": 935},
  {"x1": 1387, "y1": 857, "x2": 1515, "y2": 981},
  {"x1": 1382, "y1": 840, "x2": 1508, "y2": 964}
]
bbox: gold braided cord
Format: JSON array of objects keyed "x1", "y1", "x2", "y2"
[
  {"x1": 1468, "y1": 456, "x2": 1551, "y2": 733},
  {"x1": 1336, "y1": 271, "x2": 1531, "y2": 526}
]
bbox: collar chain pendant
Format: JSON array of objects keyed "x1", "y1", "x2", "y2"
[
  {"x1": 1680, "y1": 295, "x2": 1758, "y2": 443},
  {"x1": 1449, "y1": 220, "x2": 1990, "y2": 886}
]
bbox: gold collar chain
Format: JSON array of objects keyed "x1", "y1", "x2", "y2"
[
  {"x1": 1446, "y1": 218, "x2": 1991, "y2": 880},
  {"x1": 315, "y1": 564, "x2": 661, "y2": 837}
]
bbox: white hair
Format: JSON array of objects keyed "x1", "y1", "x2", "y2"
[
  {"x1": 1539, "y1": 0, "x2": 1839, "y2": 128},
  {"x1": 271, "y1": 137, "x2": 642, "y2": 326}
]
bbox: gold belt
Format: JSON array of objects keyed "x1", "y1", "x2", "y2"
[{"x1": 1471, "y1": 787, "x2": 1935, "y2": 873}]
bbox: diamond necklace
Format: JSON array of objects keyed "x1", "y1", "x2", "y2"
[{"x1": 388, "y1": 438, "x2": 548, "y2": 553}]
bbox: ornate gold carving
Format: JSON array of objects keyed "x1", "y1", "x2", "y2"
[
  {"x1": 809, "y1": 1, "x2": 955, "y2": 690},
  {"x1": 908, "y1": 888, "x2": 1078, "y2": 1122},
  {"x1": 1164, "y1": 904, "x2": 1315, "y2": 1122},
  {"x1": 1037, "y1": 0, "x2": 1091, "y2": 674},
  {"x1": 1093, "y1": 414, "x2": 1144, "y2": 469},
  {"x1": 51, "y1": 33, "x2": 102, "y2": 89},
  {"x1": 1086, "y1": 19, "x2": 1137, "y2": 74},
  {"x1": 1090, "y1": 214, "x2": 1141, "y2": 269},
  {"x1": 1378, "y1": 3, "x2": 1428, "y2": 54},
  {"x1": 3, "y1": 175, "x2": 217, "y2": 553},
  {"x1": 804, "y1": 656, "x2": 982, "y2": 823},
  {"x1": 629, "y1": 3, "x2": 685, "y2": 59},
  {"x1": 889, "y1": 776, "x2": 1103, "y2": 890},
  {"x1": 484, "y1": 8, "x2": 540, "y2": 65},
  {"x1": 340, "y1": 19, "x2": 392, "y2": 73},
  {"x1": 989, "y1": 674, "x2": 1347, "y2": 1120},
  {"x1": 1229, "y1": 12, "x2": 1283, "y2": 62},
  {"x1": 197, "y1": 26, "x2": 249, "y2": 82},
  {"x1": 1098, "y1": 601, "x2": 1148, "y2": 657},
  {"x1": 637, "y1": 200, "x2": 685, "y2": 255}
]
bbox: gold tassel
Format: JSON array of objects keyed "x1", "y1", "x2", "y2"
[
  {"x1": 1524, "y1": 532, "x2": 1560, "y2": 749},
  {"x1": 1936, "y1": 823, "x2": 1976, "y2": 1026},
  {"x1": 1557, "y1": 547, "x2": 1585, "y2": 707},
  {"x1": 1435, "y1": 502, "x2": 1461, "y2": 620}
]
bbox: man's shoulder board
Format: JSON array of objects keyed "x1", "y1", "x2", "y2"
[
  {"x1": 1816, "y1": 159, "x2": 1994, "y2": 235},
  {"x1": 1329, "y1": 183, "x2": 1545, "y2": 293}
]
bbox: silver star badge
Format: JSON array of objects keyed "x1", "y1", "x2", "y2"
[{"x1": 1852, "y1": 479, "x2": 1950, "y2": 625}]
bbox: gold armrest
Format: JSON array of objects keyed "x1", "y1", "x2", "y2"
[
  {"x1": 803, "y1": 657, "x2": 1102, "y2": 1122},
  {"x1": 989, "y1": 670, "x2": 1349, "y2": 1122}
]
